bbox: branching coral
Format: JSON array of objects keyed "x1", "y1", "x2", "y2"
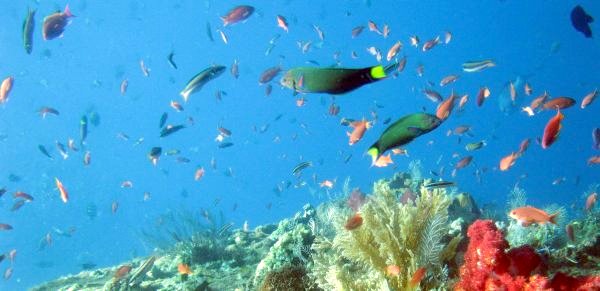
[{"x1": 310, "y1": 175, "x2": 460, "y2": 290}]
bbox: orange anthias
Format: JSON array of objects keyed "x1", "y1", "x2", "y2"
[
  {"x1": 541, "y1": 109, "x2": 564, "y2": 149},
  {"x1": 436, "y1": 92, "x2": 457, "y2": 120},
  {"x1": 409, "y1": 267, "x2": 427, "y2": 287},
  {"x1": 345, "y1": 213, "x2": 363, "y2": 230},
  {"x1": 373, "y1": 154, "x2": 393, "y2": 167},
  {"x1": 178, "y1": 263, "x2": 193, "y2": 275},
  {"x1": 347, "y1": 119, "x2": 372, "y2": 145},
  {"x1": 509, "y1": 206, "x2": 558, "y2": 226},
  {"x1": 55, "y1": 177, "x2": 69, "y2": 203},
  {"x1": 499, "y1": 152, "x2": 519, "y2": 171}
]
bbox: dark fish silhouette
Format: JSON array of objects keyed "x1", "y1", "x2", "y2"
[{"x1": 571, "y1": 5, "x2": 594, "y2": 38}]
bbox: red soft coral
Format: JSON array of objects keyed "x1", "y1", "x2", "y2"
[{"x1": 455, "y1": 220, "x2": 600, "y2": 291}]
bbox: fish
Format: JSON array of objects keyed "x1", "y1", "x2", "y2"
[
  {"x1": 111, "y1": 201, "x2": 119, "y2": 214},
  {"x1": 351, "y1": 26, "x2": 365, "y2": 38},
  {"x1": 276, "y1": 15, "x2": 288, "y2": 32},
  {"x1": 367, "y1": 113, "x2": 441, "y2": 165},
  {"x1": 139, "y1": 60, "x2": 150, "y2": 77},
  {"x1": 345, "y1": 213, "x2": 363, "y2": 230},
  {"x1": 541, "y1": 109, "x2": 564, "y2": 149},
  {"x1": 292, "y1": 161, "x2": 312, "y2": 176},
  {"x1": 55, "y1": 177, "x2": 69, "y2": 203},
  {"x1": 518, "y1": 138, "x2": 531, "y2": 155},
  {"x1": 83, "y1": 151, "x2": 91, "y2": 166},
  {"x1": 4, "y1": 267, "x2": 12, "y2": 280},
  {"x1": 423, "y1": 89, "x2": 443, "y2": 103},
  {"x1": 180, "y1": 65, "x2": 226, "y2": 102},
  {"x1": 386, "y1": 41, "x2": 402, "y2": 61},
  {"x1": 221, "y1": 5, "x2": 254, "y2": 26},
  {"x1": 120, "y1": 79, "x2": 128, "y2": 95},
  {"x1": 38, "y1": 144, "x2": 53, "y2": 160},
  {"x1": 0, "y1": 77, "x2": 14, "y2": 104},
  {"x1": 170, "y1": 100, "x2": 184, "y2": 112},
  {"x1": 440, "y1": 75, "x2": 459, "y2": 87},
  {"x1": 280, "y1": 62, "x2": 399, "y2": 95},
  {"x1": 320, "y1": 179, "x2": 335, "y2": 188},
  {"x1": 499, "y1": 152, "x2": 519, "y2": 171},
  {"x1": 509, "y1": 82, "x2": 517, "y2": 101},
  {"x1": 465, "y1": 141, "x2": 486, "y2": 151},
  {"x1": 410, "y1": 35, "x2": 419, "y2": 47},
  {"x1": 423, "y1": 181, "x2": 455, "y2": 189},
  {"x1": 23, "y1": 8, "x2": 36, "y2": 54},
  {"x1": 218, "y1": 142, "x2": 234, "y2": 148},
  {"x1": 205, "y1": 22, "x2": 213, "y2": 42},
  {"x1": 455, "y1": 156, "x2": 473, "y2": 169},
  {"x1": 382, "y1": 24, "x2": 390, "y2": 38},
  {"x1": 42, "y1": 4, "x2": 74, "y2": 40},
  {"x1": 259, "y1": 66, "x2": 282, "y2": 84},
  {"x1": 397, "y1": 56, "x2": 407, "y2": 72},
  {"x1": 509, "y1": 206, "x2": 558, "y2": 226},
  {"x1": 159, "y1": 112, "x2": 168, "y2": 128},
  {"x1": 11, "y1": 200, "x2": 25, "y2": 212},
  {"x1": 593, "y1": 128, "x2": 600, "y2": 150},
  {"x1": 56, "y1": 141, "x2": 69, "y2": 159},
  {"x1": 385, "y1": 265, "x2": 401, "y2": 277},
  {"x1": 121, "y1": 181, "x2": 133, "y2": 188},
  {"x1": 160, "y1": 124, "x2": 185, "y2": 138},
  {"x1": 148, "y1": 147, "x2": 162, "y2": 166},
  {"x1": 368, "y1": 20, "x2": 381, "y2": 34},
  {"x1": 80, "y1": 115, "x2": 88, "y2": 146},
  {"x1": 588, "y1": 156, "x2": 600, "y2": 165},
  {"x1": 476, "y1": 86, "x2": 491, "y2": 107},
  {"x1": 313, "y1": 24, "x2": 325, "y2": 40},
  {"x1": 38, "y1": 106, "x2": 60, "y2": 118},
  {"x1": 14, "y1": 191, "x2": 33, "y2": 201},
  {"x1": 462, "y1": 60, "x2": 495, "y2": 73},
  {"x1": 542, "y1": 97, "x2": 576, "y2": 110},
  {"x1": 422, "y1": 36, "x2": 440, "y2": 51},
  {"x1": 347, "y1": 119, "x2": 372, "y2": 145},
  {"x1": 0, "y1": 223, "x2": 13, "y2": 230},
  {"x1": 178, "y1": 263, "x2": 193, "y2": 275},
  {"x1": 231, "y1": 59, "x2": 239, "y2": 79},
  {"x1": 373, "y1": 154, "x2": 393, "y2": 167},
  {"x1": 586, "y1": 193, "x2": 597, "y2": 211},
  {"x1": 571, "y1": 5, "x2": 594, "y2": 38},
  {"x1": 580, "y1": 89, "x2": 597, "y2": 109},
  {"x1": 195, "y1": 167, "x2": 205, "y2": 181},
  {"x1": 436, "y1": 93, "x2": 457, "y2": 120},
  {"x1": 410, "y1": 267, "x2": 427, "y2": 288},
  {"x1": 524, "y1": 82, "x2": 533, "y2": 96},
  {"x1": 444, "y1": 31, "x2": 452, "y2": 44},
  {"x1": 167, "y1": 51, "x2": 178, "y2": 69},
  {"x1": 114, "y1": 265, "x2": 132, "y2": 280}
]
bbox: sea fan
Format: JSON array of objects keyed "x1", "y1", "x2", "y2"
[{"x1": 418, "y1": 211, "x2": 447, "y2": 268}]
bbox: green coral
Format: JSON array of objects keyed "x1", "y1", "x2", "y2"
[{"x1": 310, "y1": 174, "x2": 459, "y2": 290}]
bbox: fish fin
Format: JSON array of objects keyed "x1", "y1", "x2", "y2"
[
  {"x1": 367, "y1": 146, "x2": 379, "y2": 166},
  {"x1": 407, "y1": 126, "x2": 425, "y2": 135},
  {"x1": 549, "y1": 213, "x2": 559, "y2": 224},
  {"x1": 586, "y1": 14, "x2": 594, "y2": 23},
  {"x1": 64, "y1": 4, "x2": 74, "y2": 17},
  {"x1": 370, "y1": 65, "x2": 386, "y2": 79}
]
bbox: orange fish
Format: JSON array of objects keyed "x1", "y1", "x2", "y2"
[
  {"x1": 588, "y1": 156, "x2": 600, "y2": 165},
  {"x1": 345, "y1": 213, "x2": 363, "y2": 230},
  {"x1": 368, "y1": 20, "x2": 381, "y2": 35},
  {"x1": 509, "y1": 206, "x2": 558, "y2": 226},
  {"x1": 374, "y1": 154, "x2": 393, "y2": 167},
  {"x1": 439, "y1": 74, "x2": 459, "y2": 87},
  {"x1": 0, "y1": 76, "x2": 14, "y2": 104},
  {"x1": 541, "y1": 109, "x2": 563, "y2": 149},
  {"x1": 530, "y1": 92, "x2": 549, "y2": 110},
  {"x1": 509, "y1": 81, "x2": 517, "y2": 101},
  {"x1": 195, "y1": 167, "x2": 205, "y2": 181},
  {"x1": 55, "y1": 177, "x2": 69, "y2": 203},
  {"x1": 170, "y1": 100, "x2": 184, "y2": 112},
  {"x1": 436, "y1": 93, "x2": 457, "y2": 120},
  {"x1": 585, "y1": 193, "x2": 597, "y2": 212},
  {"x1": 581, "y1": 89, "x2": 597, "y2": 109},
  {"x1": 458, "y1": 94, "x2": 468, "y2": 111},
  {"x1": 319, "y1": 180, "x2": 334, "y2": 188},
  {"x1": 542, "y1": 97, "x2": 575, "y2": 110},
  {"x1": 524, "y1": 82, "x2": 533, "y2": 96},
  {"x1": 455, "y1": 156, "x2": 473, "y2": 169},
  {"x1": 410, "y1": 267, "x2": 427, "y2": 288},
  {"x1": 391, "y1": 148, "x2": 409, "y2": 156},
  {"x1": 276, "y1": 15, "x2": 288, "y2": 32},
  {"x1": 386, "y1": 41, "x2": 402, "y2": 61},
  {"x1": 347, "y1": 119, "x2": 371, "y2": 145},
  {"x1": 114, "y1": 265, "x2": 132, "y2": 279},
  {"x1": 499, "y1": 152, "x2": 519, "y2": 171},
  {"x1": 385, "y1": 265, "x2": 401, "y2": 277},
  {"x1": 121, "y1": 180, "x2": 133, "y2": 188},
  {"x1": 517, "y1": 138, "x2": 530, "y2": 155},
  {"x1": 422, "y1": 36, "x2": 440, "y2": 51},
  {"x1": 178, "y1": 263, "x2": 193, "y2": 275}
]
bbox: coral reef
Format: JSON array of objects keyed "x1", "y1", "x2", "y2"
[
  {"x1": 455, "y1": 219, "x2": 600, "y2": 291},
  {"x1": 309, "y1": 172, "x2": 462, "y2": 290}
]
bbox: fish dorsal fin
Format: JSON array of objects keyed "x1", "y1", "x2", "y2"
[{"x1": 586, "y1": 13, "x2": 594, "y2": 23}]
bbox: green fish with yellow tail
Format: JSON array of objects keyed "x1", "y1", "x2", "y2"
[
  {"x1": 280, "y1": 62, "x2": 399, "y2": 95},
  {"x1": 367, "y1": 113, "x2": 441, "y2": 165}
]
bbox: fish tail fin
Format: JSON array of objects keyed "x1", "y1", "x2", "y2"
[
  {"x1": 367, "y1": 146, "x2": 379, "y2": 166},
  {"x1": 549, "y1": 213, "x2": 559, "y2": 224},
  {"x1": 64, "y1": 4, "x2": 74, "y2": 17},
  {"x1": 369, "y1": 65, "x2": 387, "y2": 79}
]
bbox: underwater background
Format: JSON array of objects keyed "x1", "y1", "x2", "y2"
[{"x1": 0, "y1": 0, "x2": 599, "y2": 290}]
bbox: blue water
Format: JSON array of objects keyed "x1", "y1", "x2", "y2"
[{"x1": 0, "y1": 0, "x2": 598, "y2": 289}]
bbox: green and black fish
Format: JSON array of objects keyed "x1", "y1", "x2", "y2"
[
  {"x1": 23, "y1": 8, "x2": 35, "y2": 54},
  {"x1": 367, "y1": 113, "x2": 441, "y2": 164},
  {"x1": 424, "y1": 181, "x2": 456, "y2": 189},
  {"x1": 180, "y1": 65, "x2": 226, "y2": 102},
  {"x1": 280, "y1": 62, "x2": 398, "y2": 95}
]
